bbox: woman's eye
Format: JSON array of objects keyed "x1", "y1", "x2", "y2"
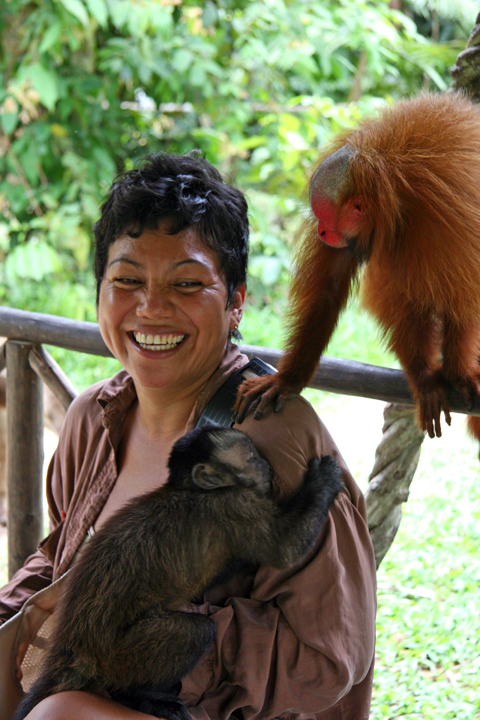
[
  {"x1": 113, "y1": 277, "x2": 141, "y2": 287},
  {"x1": 176, "y1": 281, "x2": 203, "y2": 291}
]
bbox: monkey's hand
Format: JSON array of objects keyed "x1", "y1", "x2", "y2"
[{"x1": 233, "y1": 374, "x2": 299, "y2": 423}]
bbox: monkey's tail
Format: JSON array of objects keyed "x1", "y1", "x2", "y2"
[{"x1": 466, "y1": 415, "x2": 480, "y2": 459}]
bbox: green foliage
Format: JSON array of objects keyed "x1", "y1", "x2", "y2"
[{"x1": 0, "y1": 0, "x2": 470, "y2": 326}]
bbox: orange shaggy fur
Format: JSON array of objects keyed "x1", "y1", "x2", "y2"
[{"x1": 237, "y1": 92, "x2": 480, "y2": 446}]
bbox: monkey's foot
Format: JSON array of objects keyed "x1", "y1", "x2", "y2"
[
  {"x1": 233, "y1": 374, "x2": 298, "y2": 423},
  {"x1": 137, "y1": 697, "x2": 190, "y2": 720},
  {"x1": 447, "y1": 371, "x2": 480, "y2": 412},
  {"x1": 111, "y1": 686, "x2": 189, "y2": 720},
  {"x1": 414, "y1": 371, "x2": 452, "y2": 439}
]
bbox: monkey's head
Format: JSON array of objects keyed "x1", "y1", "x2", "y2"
[
  {"x1": 168, "y1": 427, "x2": 272, "y2": 495},
  {"x1": 309, "y1": 145, "x2": 369, "y2": 254}
]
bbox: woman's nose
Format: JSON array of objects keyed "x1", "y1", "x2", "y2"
[{"x1": 136, "y1": 286, "x2": 175, "y2": 317}]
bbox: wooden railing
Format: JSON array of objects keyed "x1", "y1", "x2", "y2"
[{"x1": 1, "y1": 305, "x2": 479, "y2": 577}]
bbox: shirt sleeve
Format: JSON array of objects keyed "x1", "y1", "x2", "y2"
[
  {"x1": 180, "y1": 397, "x2": 377, "y2": 719},
  {"x1": 0, "y1": 550, "x2": 54, "y2": 625}
]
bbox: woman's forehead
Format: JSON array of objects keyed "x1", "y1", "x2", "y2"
[{"x1": 108, "y1": 226, "x2": 221, "y2": 271}]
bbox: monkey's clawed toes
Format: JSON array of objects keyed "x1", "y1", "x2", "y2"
[
  {"x1": 450, "y1": 373, "x2": 480, "y2": 412},
  {"x1": 233, "y1": 375, "x2": 297, "y2": 423},
  {"x1": 418, "y1": 391, "x2": 451, "y2": 439}
]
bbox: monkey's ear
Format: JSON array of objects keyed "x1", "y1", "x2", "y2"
[
  {"x1": 344, "y1": 195, "x2": 365, "y2": 217},
  {"x1": 192, "y1": 463, "x2": 228, "y2": 489}
]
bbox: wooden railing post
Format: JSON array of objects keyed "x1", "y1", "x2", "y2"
[{"x1": 6, "y1": 340, "x2": 44, "y2": 578}]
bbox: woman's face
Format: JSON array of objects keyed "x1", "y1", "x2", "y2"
[{"x1": 98, "y1": 225, "x2": 244, "y2": 395}]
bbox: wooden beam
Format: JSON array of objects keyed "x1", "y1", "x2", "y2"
[
  {"x1": 29, "y1": 345, "x2": 78, "y2": 412},
  {"x1": 239, "y1": 344, "x2": 480, "y2": 417},
  {"x1": 0, "y1": 342, "x2": 6, "y2": 374},
  {"x1": 0, "y1": 307, "x2": 111, "y2": 357},
  {"x1": 6, "y1": 341, "x2": 44, "y2": 578},
  {"x1": 0, "y1": 308, "x2": 478, "y2": 416}
]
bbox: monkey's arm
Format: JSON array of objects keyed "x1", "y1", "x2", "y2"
[
  {"x1": 181, "y1": 397, "x2": 376, "y2": 718},
  {"x1": 234, "y1": 240, "x2": 358, "y2": 421}
]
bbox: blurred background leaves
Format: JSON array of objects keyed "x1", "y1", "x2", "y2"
[{"x1": 0, "y1": 0, "x2": 472, "y2": 334}]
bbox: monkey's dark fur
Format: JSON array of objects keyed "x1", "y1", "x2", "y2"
[{"x1": 14, "y1": 427, "x2": 343, "y2": 720}]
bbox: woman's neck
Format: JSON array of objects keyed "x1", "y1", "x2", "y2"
[{"x1": 132, "y1": 384, "x2": 201, "y2": 442}]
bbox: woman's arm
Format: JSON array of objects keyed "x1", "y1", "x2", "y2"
[{"x1": 21, "y1": 691, "x2": 160, "y2": 720}]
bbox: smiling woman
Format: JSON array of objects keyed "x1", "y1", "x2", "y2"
[
  {"x1": 97, "y1": 226, "x2": 244, "y2": 399},
  {"x1": 0, "y1": 153, "x2": 376, "y2": 720}
]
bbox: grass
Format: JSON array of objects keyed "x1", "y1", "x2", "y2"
[
  {"x1": 1, "y1": 299, "x2": 479, "y2": 719},
  {"x1": 303, "y1": 390, "x2": 480, "y2": 720},
  {"x1": 371, "y1": 424, "x2": 479, "y2": 719}
]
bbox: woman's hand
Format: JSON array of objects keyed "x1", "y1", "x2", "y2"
[{"x1": 21, "y1": 691, "x2": 166, "y2": 720}]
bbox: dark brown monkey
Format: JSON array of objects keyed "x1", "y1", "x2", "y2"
[
  {"x1": 14, "y1": 426, "x2": 343, "y2": 720},
  {"x1": 235, "y1": 92, "x2": 480, "y2": 443}
]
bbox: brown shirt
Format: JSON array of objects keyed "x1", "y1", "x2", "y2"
[{"x1": 0, "y1": 344, "x2": 376, "y2": 719}]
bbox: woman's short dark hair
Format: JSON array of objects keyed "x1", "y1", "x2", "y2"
[{"x1": 94, "y1": 152, "x2": 249, "y2": 307}]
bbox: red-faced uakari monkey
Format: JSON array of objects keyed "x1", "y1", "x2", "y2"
[{"x1": 235, "y1": 93, "x2": 480, "y2": 445}]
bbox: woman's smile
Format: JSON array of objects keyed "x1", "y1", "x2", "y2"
[{"x1": 130, "y1": 331, "x2": 186, "y2": 352}]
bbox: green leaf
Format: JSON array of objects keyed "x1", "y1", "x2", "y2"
[
  {"x1": 0, "y1": 113, "x2": 18, "y2": 135},
  {"x1": 172, "y1": 49, "x2": 194, "y2": 73},
  {"x1": 202, "y1": 3, "x2": 217, "y2": 28},
  {"x1": 189, "y1": 65, "x2": 206, "y2": 87},
  {"x1": 83, "y1": 0, "x2": 108, "y2": 27},
  {"x1": 39, "y1": 23, "x2": 62, "y2": 53},
  {"x1": 60, "y1": 0, "x2": 90, "y2": 28},
  {"x1": 5, "y1": 240, "x2": 62, "y2": 282},
  {"x1": 0, "y1": 223, "x2": 10, "y2": 253},
  {"x1": 26, "y1": 63, "x2": 59, "y2": 111}
]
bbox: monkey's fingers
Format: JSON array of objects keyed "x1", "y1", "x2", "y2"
[
  {"x1": 233, "y1": 375, "x2": 276, "y2": 423},
  {"x1": 252, "y1": 385, "x2": 296, "y2": 419},
  {"x1": 233, "y1": 375, "x2": 296, "y2": 423}
]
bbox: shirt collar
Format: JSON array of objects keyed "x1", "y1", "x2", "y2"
[{"x1": 95, "y1": 341, "x2": 249, "y2": 434}]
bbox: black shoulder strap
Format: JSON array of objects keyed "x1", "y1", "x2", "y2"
[{"x1": 196, "y1": 357, "x2": 276, "y2": 428}]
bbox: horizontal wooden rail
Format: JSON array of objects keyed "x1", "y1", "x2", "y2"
[
  {"x1": 1, "y1": 306, "x2": 479, "y2": 415},
  {"x1": 0, "y1": 306, "x2": 111, "y2": 357}
]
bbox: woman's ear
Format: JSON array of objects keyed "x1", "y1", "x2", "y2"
[{"x1": 230, "y1": 284, "x2": 246, "y2": 329}]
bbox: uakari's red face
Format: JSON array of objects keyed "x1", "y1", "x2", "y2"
[
  {"x1": 310, "y1": 194, "x2": 365, "y2": 249},
  {"x1": 97, "y1": 226, "x2": 244, "y2": 395}
]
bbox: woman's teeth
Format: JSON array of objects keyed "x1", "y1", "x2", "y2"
[{"x1": 133, "y1": 332, "x2": 185, "y2": 351}]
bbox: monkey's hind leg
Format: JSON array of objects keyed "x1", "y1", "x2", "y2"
[
  {"x1": 106, "y1": 609, "x2": 215, "y2": 698},
  {"x1": 441, "y1": 317, "x2": 480, "y2": 409}
]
